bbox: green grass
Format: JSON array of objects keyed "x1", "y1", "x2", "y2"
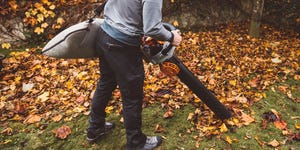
[{"x1": 1, "y1": 79, "x2": 299, "y2": 150}]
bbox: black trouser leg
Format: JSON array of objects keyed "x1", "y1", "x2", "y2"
[{"x1": 90, "y1": 27, "x2": 146, "y2": 148}]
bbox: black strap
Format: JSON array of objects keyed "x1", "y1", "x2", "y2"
[{"x1": 89, "y1": 1, "x2": 107, "y2": 23}]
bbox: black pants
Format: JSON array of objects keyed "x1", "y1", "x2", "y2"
[{"x1": 89, "y1": 27, "x2": 146, "y2": 149}]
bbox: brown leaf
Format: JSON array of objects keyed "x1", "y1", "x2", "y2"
[
  {"x1": 0, "y1": 101, "x2": 5, "y2": 110},
  {"x1": 154, "y1": 124, "x2": 164, "y2": 133},
  {"x1": 52, "y1": 125, "x2": 71, "y2": 139},
  {"x1": 1, "y1": 127, "x2": 13, "y2": 136},
  {"x1": 14, "y1": 101, "x2": 27, "y2": 114},
  {"x1": 163, "y1": 110, "x2": 174, "y2": 119},
  {"x1": 52, "y1": 114, "x2": 63, "y2": 122},
  {"x1": 248, "y1": 77, "x2": 259, "y2": 88},
  {"x1": 23, "y1": 114, "x2": 41, "y2": 124}
]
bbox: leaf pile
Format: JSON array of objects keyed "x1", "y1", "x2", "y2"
[{"x1": 0, "y1": 23, "x2": 299, "y2": 139}]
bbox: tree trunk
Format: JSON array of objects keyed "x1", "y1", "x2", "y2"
[{"x1": 249, "y1": 0, "x2": 265, "y2": 38}]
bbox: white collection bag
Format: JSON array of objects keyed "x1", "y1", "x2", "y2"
[{"x1": 42, "y1": 18, "x2": 104, "y2": 58}]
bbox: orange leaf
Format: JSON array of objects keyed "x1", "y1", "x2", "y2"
[
  {"x1": 52, "y1": 125, "x2": 71, "y2": 139},
  {"x1": 274, "y1": 120, "x2": 287, "y2": 130},
  {"x1": 163, "y1": 110, "x2": 174, "y2": 119}
]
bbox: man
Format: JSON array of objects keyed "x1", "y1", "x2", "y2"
[{"x1": 87, "y1": 0, "x2": 182, "y2": 149}]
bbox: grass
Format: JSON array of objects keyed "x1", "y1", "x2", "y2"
[{"x1": 0, "y1": 79, "x2": 299, "y2": 150}]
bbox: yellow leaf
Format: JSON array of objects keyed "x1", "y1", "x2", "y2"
[
  {"x1": 47, "y1": 10, "x2": 56, "y2": 18},
  {"x1": 1, "y1": 42, "x2": 11, "y2": 49},
  {"x1": 225, "y1": 135, "x2": 232, "y2": 144},
  {"x1": 65, "y1": 81, "x2": 73, "y2": 89},
  {"x1": 49, "y1": 5, "x2": 56, "y2": 10},
  {"x1": 187, "y1": 112, "x2": 194, "y2": 121},
  {"x1": 194, "y1": 98, "x2": 201, "y2": 103},
  {"x1": 229, "y1": 80, "x2": 236, "y2": 86},
  {"x1": 42, "y1": 0, "x2": 51, "y2": 5},
  {"x1": 41, "y1": 22, "x2": 48, "y2": 28},
  {"x1": 295, "y1": 123, "x2": 300, "y2": 129},
  {"x1": 37, "y1": 14, "x2": 44, "y2": 22},
  {"x1": 14, "y1": 76, "x2": 21, "y2": 83},
  {"x1": 25, "y1": 11, "x2": 31, "y2": 17},
  {"x1": 57, "y1": 17, "x2": 65, "y2": 25},
  {"x1": 105, "y1": 106, "x2": 114, "y2": 114},
  {"x1": 31, "y1": 9, "x2": 38, "y2": 15},
  {"x1": 173, "y1": 20, "x2": 179, "y2": 27},
  {"x1": 1, "y1": 139, "x2": 12, "y2": 145},
  {"x1": 219, "y1": 123, "x2": 228, "y2": 132},
  {"x1": 34, "y1": 27, "x2": 44, "y2": 35},
  {"x1": 216, "y1": 65, "x2": 222, "y2": 71}
]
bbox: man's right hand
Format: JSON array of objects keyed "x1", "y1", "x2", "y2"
[{"x1": 171, "y1": 30, "x2": 182, "y2": 46}]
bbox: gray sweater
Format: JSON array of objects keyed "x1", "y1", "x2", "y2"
[{"x1": 102, "y1": 0, "x2": 172, "y2": 46}]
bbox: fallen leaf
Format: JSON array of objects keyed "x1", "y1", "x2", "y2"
[
  {"x1": 52, "y1": 114, "x2": 63, "y2": 122},
  {"x1": 38, "y1": 92, "x2": 50, "y2": 102},
  {"x1": 224, "y1": 135, "x2": 232, "y2": 144},
  {"x1": 187, "y1": 112, "x2": 194, "y2": 121},
  {"x1": 271, "y1": 57, "x2": 282, "y2": 63},
  {"x1": 267, "y1": 139, "x2": 280, "y2": 147},
  {"x1": 219, "y1": 123, "x2": 228, "y2": 132},
  {"x1": 274, "y1": 120, "x2": 287, "y2": 130},
  {"x1": 295, "y1": 123, "x2": 300, "y2": 130},
  {"x1": 1, "y1": 42, "x2": 11, "y2": 49},
  {"x1": 154, "y1": 124, "x2": 164, "y2": 133},
  {"x1": 23, "y1": 114, "x2": 41, "y2": 124},
  {"x1": 52, "y1": 125, "x2": 71, "y2": 139},
  {"x1": 255, "y1": 135, "x2": 265, "y2": 147},
  {"x1": 163, "y1": 110, "x2": 174, "y2": 119},
  {"x1": 22, "y1": 83, "x2": 34, "y2": 92},
  {"x1": 105, "y1": 106, "x2": 114, "y2": 114},
  {"x1": 1, "y1": 127, "x2": 13, "y2": 136}
]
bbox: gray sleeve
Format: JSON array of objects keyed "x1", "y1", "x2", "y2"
[{"x1": 142, "y1": 0, "x2": 173, "y2": 41}]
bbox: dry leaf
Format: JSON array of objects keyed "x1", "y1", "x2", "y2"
[
  {"x1": 154, "y1": 124, "x2": 164, "y2": 133},
  {"x1": 295, "y1": 123, "x2": 300, "y2": 130},
  {"x1": 52, "y1": 114, "x2": 63, "y2": 122},
  {"x1": 52, "y1": 125, "x2": 71, "y2": 139},
  {"x1": 1, "y1": 127, "x2": 13, "y2": 136},
  {"x1": 224, "y1": 135, "x2": 232, "y2": 144},
  {"x1": 163, "y1": 110, "x2": 174, "y2": 119},
  {"x1": 23, "y1": 114, "x2": 41, "y2": 124},
  {"x1": 219, "y1": 123, "x2": 228, "y2": 132},
  {"x1": 274, "y1": 120, "x2": 287, "y2": 130},
  {"x1": 267, "y1": 139, "x2": 280, "y2": 147},
  {"x1": 38, "y1": 92, "x2": 50, "y2": 102}
]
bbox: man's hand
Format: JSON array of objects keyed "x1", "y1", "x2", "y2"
[{"x1": 171, "y1": 30, "x2": 182, "y2": 46}]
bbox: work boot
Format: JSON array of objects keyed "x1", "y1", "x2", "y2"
[
  {"x1": 126, "y1": 135, "x2": 162, "y2": 150},
  {"x1": 86, "y1": 122, "x2": 115, "y2": 142},
  {"x1": 142, "y1": 136, "x2": 163, "y2": 150}
]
